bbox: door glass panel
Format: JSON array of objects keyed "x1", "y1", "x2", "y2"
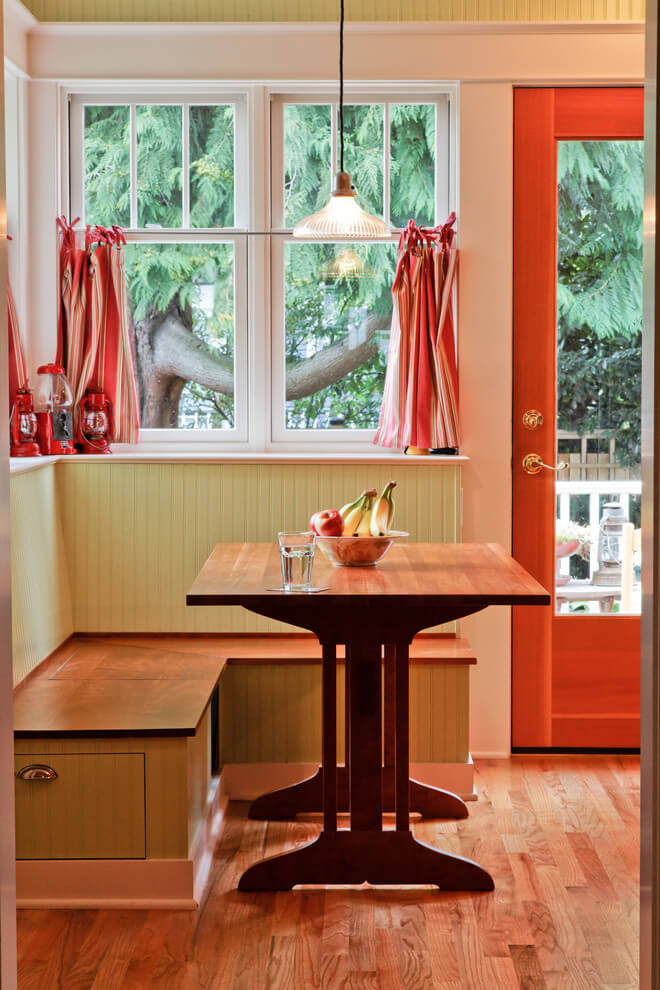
[{"x1": 556, "y1": 140, "x2": 643, "y2": 615}]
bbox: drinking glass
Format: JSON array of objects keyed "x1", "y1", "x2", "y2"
[{"x1": 278, "y1": 531, "x2": 316, "y2": 591}]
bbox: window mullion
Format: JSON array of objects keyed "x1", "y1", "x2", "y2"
[
  {"x1": 182, "y1": 103, "x2": 190, "y2": 228},
  {"x1": 130, "y1": 104, "x2": 138, "y2": 229},
  {"x1": 384, "y1": 103, "x2": 391, "y2": 226}
]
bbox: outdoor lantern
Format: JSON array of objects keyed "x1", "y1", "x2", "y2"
[
  {"x1": 593, "y1": 500, "x2": 628, "y2": 586},
  {"x1": 292, "y1": 0, "x2": 391, "y2": 240}
]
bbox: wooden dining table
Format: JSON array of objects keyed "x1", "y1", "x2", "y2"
[{"x1": 187, "y1": 541, "x2": 549, "y2": 892}]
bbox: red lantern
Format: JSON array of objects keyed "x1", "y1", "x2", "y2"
[
  {"x1": 78, "y1": 388, "x2": 114, "y2": 454},
  {"x1": 10, "y1": 387, "x2": 41, "y2": 457}
]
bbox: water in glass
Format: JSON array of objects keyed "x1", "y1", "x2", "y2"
[{"x1": 278, "y1": 531, "x2": 315, "y2": 591}]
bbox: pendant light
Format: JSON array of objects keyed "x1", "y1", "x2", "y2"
[{"x1": 292, "y1": 0, "x2": 392, "y2": 240}]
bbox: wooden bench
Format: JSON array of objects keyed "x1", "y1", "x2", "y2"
[
  {"x1": 13, "y1": 637, "x2": 226, "y2": 909},
  {"x1": 94, "y1": 633, "x2": 477, "y2": 806},
  {"x1": 13, "y1": 632, "x2": 476, "y2": 905},
  {"x1": 131, "y1": 633, "x2": 476, "y2": 809}
]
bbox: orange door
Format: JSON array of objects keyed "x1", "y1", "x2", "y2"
[{"x1": 512, "y1": 88, "x2": 642, "y2": 750}]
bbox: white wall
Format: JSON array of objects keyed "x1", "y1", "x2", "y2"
[
  {"x1": 459, "y1": 82, "x2": 515, "y2": 757},
  {"x1": 2, "y1": 8, "x2": 645, "y2": 756}
]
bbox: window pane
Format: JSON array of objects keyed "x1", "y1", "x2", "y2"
[
  {"x1": 284, "y1": 242, "x2": 396, "y2": 430},
  {"x1": 137, "y1": 105, "x2": 183, "y2": 228},
  {"x1": 555, "y1": 140, "x2": 642, "y2": 615},
  {"x1": 284, "y1": 104, "x2": 331, "y2": 227},
  {"x1": 390, "y1": 104, "x2": 436, "y2": 228},
  {"x1": 340, "y1": 104, "x2": 384, "y2": 217},
  {"x1": 189, "y1": 105, "x2": 235, "y2": 228},
  {"x1": 84, "y1": 105, "x2": 131, "y2": 228},
  {"x1": 124, "y1": 242, "x2": 235, "y2": 429}
]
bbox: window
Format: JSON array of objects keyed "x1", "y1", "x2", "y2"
[{"x1": 67, "y1": 87, "x2": 454, "y2": 448}]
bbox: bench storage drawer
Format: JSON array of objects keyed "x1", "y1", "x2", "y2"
[{"x1": 14, "y1": 752, "x2": 146, "y2": 860}]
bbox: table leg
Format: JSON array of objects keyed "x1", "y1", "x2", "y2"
[
  {"x1": 239, "y1": 634, "x2": 493, "y2": 892},
  {"x1": 349, "y1": 637, "x2": 382, "y2": 831},
  {"x1": 322, "y1": 641, "x2": 336, "y2": 832},
  {"x1": 395, "y1": 639, "x2": 410, "y2": 831},
  {"x1": 249, "y1": 640, "x2": 467, "y2": 822}
]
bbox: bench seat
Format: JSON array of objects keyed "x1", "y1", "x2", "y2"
[
  {"x1": 14, "y1": 638, "x2": 225, "y2": 737},
  {"x1": 94, "y1": 632, "x2": 477, "y2": 664},
  {"x1": 14, "y1": 637, "x2": 226, "y2": 910}
]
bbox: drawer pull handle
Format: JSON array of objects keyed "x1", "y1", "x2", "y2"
[{"x1": 16, "y1": 764, "x2": 58, "y2": 781}]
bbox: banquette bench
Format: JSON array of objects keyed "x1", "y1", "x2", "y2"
[{"x1": 13, "y1": 633, "x2": 476, "y2": 908}]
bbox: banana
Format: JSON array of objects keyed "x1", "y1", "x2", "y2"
[
  {"x1": 339, "y1": 489, "x2": 370, "y2": 521},
  {"x1": 355, "y1": 491, "x2": 377, "y2": 535},
  {"x1": 370, "y1": 481, "x2": 397, "y2": 536},
  {"x1": 342, "y1": 489, "x2": 377, "y2": 536}
]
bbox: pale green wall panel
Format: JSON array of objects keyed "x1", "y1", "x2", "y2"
[
  {"x1": 56, "y1": 462, "x2": 460, "y2": 635},
  {"x1": 11, "y1": 466, "x2": 74, "y2": 686},
  {"x1": 220, "y1": 660, "x2": 470, "y2": 763},
  {"x1": 21, "y1": 0, "x2": 643, "y2": 20}
]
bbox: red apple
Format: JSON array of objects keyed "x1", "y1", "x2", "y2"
[{"x1": 310, "y1": 509, "x2": 343, "y2": 537}]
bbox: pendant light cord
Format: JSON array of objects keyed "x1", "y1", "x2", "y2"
[{"x1": 339, "y1": 0, "x2": 345, "y2": 174}]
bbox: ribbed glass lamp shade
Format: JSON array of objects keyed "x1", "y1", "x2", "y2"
[{"x1": 293, "y1": 171, "x2": 392, "y2": 240}]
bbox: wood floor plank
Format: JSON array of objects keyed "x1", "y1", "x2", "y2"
[{"x1": 16, "y1": 755, "x2": 640, "y2": 990}]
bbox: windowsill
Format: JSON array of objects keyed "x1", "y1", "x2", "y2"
[{"x1": 10, "y1": 450, "x2": 469, "y2": 476}]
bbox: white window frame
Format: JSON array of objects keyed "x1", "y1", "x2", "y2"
[
  {"x1": 68, "y1": 88, "x2": 250, "y2": 446},
  {"x1": 65, "y1": 83, "x2": 458, "y2": 452},
  {"x1": 269, "y1": 87, "x2": 454, "y2": 449}
]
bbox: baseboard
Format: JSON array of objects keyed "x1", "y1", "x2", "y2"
[
  {"x1": 220, "y1": 758, "x2": 476, "y2": 803},
  {"x1": 17, "y1": 777, "x2": 226, "y2": 910},
  {"x1": 16, "y1": 859, "x2": 197, "y2": 910}
]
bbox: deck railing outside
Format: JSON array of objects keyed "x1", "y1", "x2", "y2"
[{"x1": 556, "y1": 478, "x2": 642, "y2": 613}]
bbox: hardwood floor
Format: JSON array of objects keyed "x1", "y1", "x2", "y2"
[{"x1": 17, "y1": 756, "x2": 640, "y2": 989}]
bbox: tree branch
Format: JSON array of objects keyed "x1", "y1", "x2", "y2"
[
  {"x1": 148, "y1": 307, "x2": 390, "y2": 402},
  {"x1": 285, "y1": 313, "x2": 389, "y2": 400},
  {"x1": 151, "y1": 311, "x2": 234, "y2": 396}
]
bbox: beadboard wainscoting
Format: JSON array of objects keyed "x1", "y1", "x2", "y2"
[
  {"x1": 220, "y1": 659, "x2": 469, "y2": 764},
  {"x1": 57, "y1": 461, "x2": 461, "y2": 635},
  {"x1": 10, "y1": 459, "x2": 461, "y2": 680},
  {"x1": 11, "y1": 463, "x2": 73, "y2": 686},
  {"x1": 10, "y1": 460, "x2": 472, "y2": 789}
]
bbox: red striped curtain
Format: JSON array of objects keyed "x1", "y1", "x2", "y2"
[
  {"x1": 374, "y1": 215, "x2": 459, "y2": 451},
  {"x1": 57, "y1": 218, "x2": 140, "y2": 443},
  {"x1": 8, "y1": 276, "x2": 28, "y2": 419}
]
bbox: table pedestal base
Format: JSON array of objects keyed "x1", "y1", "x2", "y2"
[
  {"x1": 238, "y1": 830, "x2": 493, "y2": 891},
  {"x1": 248, "y1": 766, "x2": 468, "y2": 821}
]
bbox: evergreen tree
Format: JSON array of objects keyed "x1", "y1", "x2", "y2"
[{"x1": 557, "y1": 140, "x2": 643, "y2": 468}]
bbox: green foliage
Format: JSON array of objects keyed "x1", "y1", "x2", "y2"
[
  {"x1": 84, "y1": 100, "x2": 439, "y2": 429},
  {"x1": 136, "y1": 105, "x2": 183, "y2": 228},
  {"x1": 557, "y1": 140, "x2": 643, "y2": 467},
  {"x1": 84, "y1": 106, "x2": 131, "y2": 228},
  {"x1": 284, "y1": 104, "x2": 332, "y2": 227},
  {"x1": 390, "y1": 104, "x2": 436, "y2": 229},
  {"x1": 124, "y1": 242, "x2": 235, "y2": 428},
  {"x1": 285, "y1": 243, "x2": 396, "y2": 429},
  {"x1": 189, "y1": 105, "x2": 235, "y2": 228}
]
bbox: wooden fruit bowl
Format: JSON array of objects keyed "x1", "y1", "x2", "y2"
[{"x1": 315, "y1": 531, "x2": 409, "y2": 567}]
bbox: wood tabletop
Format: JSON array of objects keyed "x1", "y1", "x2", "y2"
[{"x1": 187, "y1": 542, "x2": 550, "y2": 608}]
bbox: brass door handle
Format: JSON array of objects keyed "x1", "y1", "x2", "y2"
[
  {"x1": 522, "y1": 454, "x2": 568, "y2": 475},
  {"x1": 16, "y1": 764, "x2": 58, "y2": 781}
]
